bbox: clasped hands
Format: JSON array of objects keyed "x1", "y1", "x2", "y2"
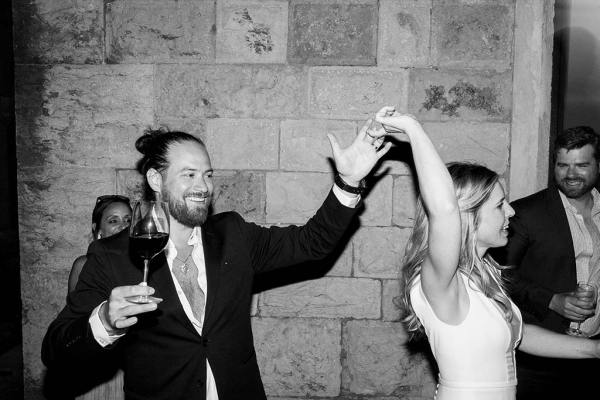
[{"x1": 327, "y1": 106, "x2": 419, "y2": 187}]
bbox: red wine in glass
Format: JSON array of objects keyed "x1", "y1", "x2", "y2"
[
  {"x1": 127, "y1": 200, "x2": 170, "y2": 304},
  {"x1": 130, "y1": 233, "x2": 169, "y2": 260}
]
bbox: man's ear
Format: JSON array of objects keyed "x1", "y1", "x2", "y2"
[{"x1": 147, "y1": 168, "x2": 163, "y2": 193}]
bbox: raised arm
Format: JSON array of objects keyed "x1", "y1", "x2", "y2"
[{"x1": 376, "y1": 107, "x2": 462, "y2": 306}]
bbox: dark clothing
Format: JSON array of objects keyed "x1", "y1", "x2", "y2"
[
  {"x1": 42, "y1": 190, "x2": 359, "y2": 400},
  {"x1": 492, "y1": 187, "x2": 600, "y2": 399}
]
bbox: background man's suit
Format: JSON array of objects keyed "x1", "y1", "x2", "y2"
[
  {"x1": 42, "y1": 191, "x2": 359, "y2": 400},
  {"x1": 494, "y1": 187, "x2": 600, "y2": 399}
]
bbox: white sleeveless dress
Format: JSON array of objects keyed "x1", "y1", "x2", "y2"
[{"x1": 410, "y1": 273, "x2": 523, "y2": 400}]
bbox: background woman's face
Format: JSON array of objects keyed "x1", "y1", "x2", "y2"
[{"x1": 97, "y1": 202, "x2": 131, "y2": 239}]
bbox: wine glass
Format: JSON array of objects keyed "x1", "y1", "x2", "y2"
[
  {"x1": 127, "y1": 200, "x2": 170, "y2": 304},
  {"x1": 566, "y1": 282, "x2": 598, "y2": 337}
]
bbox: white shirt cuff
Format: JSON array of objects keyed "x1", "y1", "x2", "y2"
[
  {"x1": 332, "y1": 184, "x2": 360, "y2": 208},
  {"x1": 89, "y1": 301, "x2": 125, "y2": 347}
]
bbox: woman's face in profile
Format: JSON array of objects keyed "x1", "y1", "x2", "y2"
[
  {"x1": 475, "y1": 182, "x2": 515, "y2": 254},
  {"x1": 97, "y1": 202, "x2": 132, "y2": 239}
]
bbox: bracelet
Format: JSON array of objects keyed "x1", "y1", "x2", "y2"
[{"x1": 334, "y1": 174, "x2": 366, "y2": 195}]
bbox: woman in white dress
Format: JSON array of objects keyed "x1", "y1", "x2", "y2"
[{"x1": 372, "y1": 106, "x2": 600, "y2": 400}]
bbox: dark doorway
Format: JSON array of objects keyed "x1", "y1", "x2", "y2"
[
  {"x1": 550, "y1": 0, "x2": 600, "y2": 183},
  {"x1": 0, "y1": 0, "x2": 23, "y2": 399}
]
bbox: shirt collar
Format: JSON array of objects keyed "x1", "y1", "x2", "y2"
[
  {"x1": 165, "y1": 226, "x2": 202, "y2": 261},
  {"x1": 558, "y1": 188, "x2": 600, "y2": 215}
]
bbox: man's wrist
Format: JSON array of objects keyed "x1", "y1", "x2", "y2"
[
  {"x1": 90, "y1": 302, "x2": 125, "y2": 347},
  {"x1": 334, "y1": 174, "x2": 366, "y2": 195},
  {"x1": 99, "y1": 302, "x2": 122, "y2": 336}
]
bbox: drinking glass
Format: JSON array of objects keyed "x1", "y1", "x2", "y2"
[
  {"x1": 566, "y1": 282, "x2": 598, "y2": 337},
  {"x1": 127, "y1": 200, "x2": 170, "y2": 304}
]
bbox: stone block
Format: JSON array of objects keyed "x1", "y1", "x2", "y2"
[
  {"x1": 154, "y1": 116, "x2": 207, "y2": 139},
  {"x1": 392, "y1": 174, "x2": 418, "y2": 227},
  {"x1": 409, "y1": 69, "x2": 512, "y2": 122},
  {"x1": 342, "y1": 320, "x2": 437, "y2": 396},
  {"x1": 431, "y1": 3, "x2": 514, "y2": 69},
  {"x1": 436, "y1": 0, "x2": 513, "y2": 4},
  {"x1": 280, "y1": 120, "x2": 357, "y2": 172},
  {"x1": 116, "y1": 169, "x2": 149, "y2": 204},
  {"x1": 205, "y1": 119, "x2": 279, "y2": 170},
  {"x1": 269, "y1": 397, "x2": 428, "y2": 400},
  {"x1": 106, "y1": 0, "x2": 215, "y2": 63},
  {"x1": 326, "y1": 240, "x2": 352, "y2": 277},
  {"x1": 378, "y1": 0, "x2": 431, "y2": 67},
  {"x1": 288, "y1": 0, "x2": 377, "y2": 65},
  {"x1": 361, "y1": 175, "x2": 393, "y2": 226},
  {"x1": 212, "y1": 170, "x2": 266, "y2": 223},
  {"x1": 156, "y1": 65, "x2": 308, "y2": 119},
  {"x1": 17, "y1": 166, "x2": 115, "y2": 273},
  {"x1": 216, "y1": 0, "x2": 288, "y2": 64},
  {"x1": 309, "y1": 68, "x2": 409, "y2": 119},
  {"x1": 13, "y1": 0, "x2": 104, "y2": 64},
  {"x1": 353, "y1": 227, "x2": 409, "y2": 279},
  {"x1": 15, "y1": 65, "x2": 154, "y2": 169},
  {"x1": 260, "y1": 277, "x2": 380, "y2": 318},
  {"x1": 382, "y1": 279, "x2": 402, "y2": 322},
  {"x1": 423, "y1": 122, "x2": 510, "y2": 174},
  {"x1": 252, "y1": 317, "x2": 342, "y2": 396},
  {"x1": 22, "y1": 268, "x2": 71, "y2": 386},
  {"x1": 266, "y1": 172, "x2": 331, "y2": 224}
]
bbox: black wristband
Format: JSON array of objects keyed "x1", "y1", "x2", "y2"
[{"x1": 334, "y1": 174, "x2": 366, "y2": 195}]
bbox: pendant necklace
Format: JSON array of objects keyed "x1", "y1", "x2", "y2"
[{"x1": 175, "y1": 250, "x2": 193, "y2": 273}]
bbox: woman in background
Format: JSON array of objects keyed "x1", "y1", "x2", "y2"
[
  {"x1": 68, "y1": 194, "x2": 131, "y2": 400},
  {"x1": 371, "y1": 106, "x2": 600, "y2": 400},
  {"x1": 68, "y1": 195, "x2": 132, "y2": 293}
]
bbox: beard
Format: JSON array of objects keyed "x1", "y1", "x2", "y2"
[
  {"x1": 162, "y1": 188, "x2": 211, "y2": 228},
  {"x1": 556, "y1": 178, "x2": 596, "y2": 199}
]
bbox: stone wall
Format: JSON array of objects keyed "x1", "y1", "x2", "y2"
[{"x1": 14, "y1": 0, "x2": 520, "y2": 398}]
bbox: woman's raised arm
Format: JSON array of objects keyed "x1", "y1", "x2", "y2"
[{"x1": 376, "y1": 107, "x2": 462, "y2": 302}]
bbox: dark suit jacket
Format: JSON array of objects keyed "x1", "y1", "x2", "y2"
[
  {"x1": 491, "y1": 187, "x2": 600, "y2": 380},
  {"x1": 42, "y1": 190, "x2": 359, "y2": 400},
  {"x1": 494, "y1": 187, "x2": 577, "y2": 333}
]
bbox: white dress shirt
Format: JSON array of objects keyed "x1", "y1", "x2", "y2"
[{"x1": 559, "y1": 189, "x2": 600, "y2": 336}]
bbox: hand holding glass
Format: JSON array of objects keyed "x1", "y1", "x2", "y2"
[
  {"x1": 565, "y1": 282, "x2": 597, "y2": 337},
  {"x1": 127, "y1": 200, "x2": 170, "y2": 304}
]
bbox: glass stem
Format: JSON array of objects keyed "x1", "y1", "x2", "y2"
[{"x1": 142, "y1": 259, "x2": 149, "y2": 285}]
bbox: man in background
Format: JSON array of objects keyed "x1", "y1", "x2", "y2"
[{"x1": 494, "y1": 126, "x2": 600, "y2": 399}]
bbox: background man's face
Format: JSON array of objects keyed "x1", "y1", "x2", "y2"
[
  {"x1": 161, "y1": 140, "x2": 214, "y2": 227},
  {"x1": 554, "y1": 144, "x2": 599, "y2": 199}
]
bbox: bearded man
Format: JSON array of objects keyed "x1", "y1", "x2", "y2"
[
  {"x1": 493, "y1": 126, "x2": 600, "y2": 399},
  {"x1": 42, "y1": 126, "x2": 390, "y2": 400}
]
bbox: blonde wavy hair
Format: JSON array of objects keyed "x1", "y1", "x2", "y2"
[{"x1": 400, "y1": 162, "x2": 513, "y2": 339}]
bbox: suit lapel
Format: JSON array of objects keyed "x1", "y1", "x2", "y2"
[
  {"x1": 201, "y1": 223, "x2": 223, "y2": 335},
  {"x1": 545, "y1": 187, "x2": 576, "y2": 263}
]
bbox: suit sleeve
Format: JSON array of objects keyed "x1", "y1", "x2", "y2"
[
  {"x1": 41, "y1": 240, "x2": 118, "y2": 367},
  {"x1": 501, "y1": 209, "x2": 556, "y2": 321},
  {"x1": 241, "y1": 189, "x2": 360, "y2": 273}
]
